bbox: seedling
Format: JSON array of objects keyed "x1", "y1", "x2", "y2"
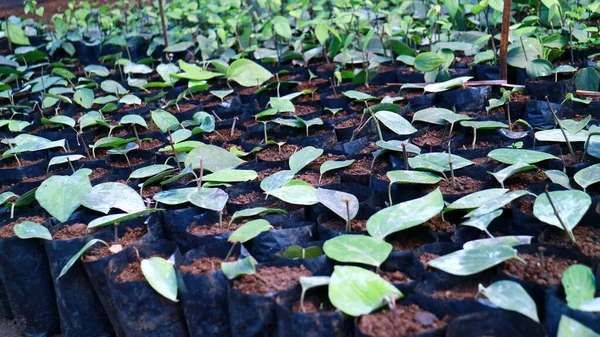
[
  {"x1": 316, "y1": 188, "x2": 359, "y2": 232},
  {"x1": 545, "y1": 96, "x2": 576, "y2": 158}
]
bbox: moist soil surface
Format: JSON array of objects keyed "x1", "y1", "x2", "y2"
[
  {"x1": 436, "y1": 176, "x2": 485, "y2": 195},
  {"x1": 291, "y1": 296, "x2": 337, "y2": 313},
  {"x1": 357, "y1": 304, "x2": 450, "y2": 337},
  {"x1": 0, "y1": 216, "x2": 47, "y2": 238},
  {"x1": 501, "y1": 253, "x2": 579, "y2": 285},
  {"x1": 232, "y1": 265, "x2": 312, "y2": 295},
  {"x1": 412, "y1": 129, "x2": 458, "y2": 148},
  {"x1": 541, "y1": 226, "x2": 600, "y2": 258},
  {"x1": 419, "y1": 253, "x2": 441, "y2": 270},
  {"x1": 422, "y1": 214, "x2": 454, "y2": 233},
  {"x1": 503, "y1": 168, "x2": 547, "y2": 191},
  {"x1": 115, "y1": 254, "x2": 169, "y2": 283},
  {"x1": 188, "y1": 220, "x2": 246, "y2": 236},
  {"x1": 388, "y1": 232, "x2": 431, "y2": 252},
  {"x1": 178, "y1": 256, "x2": 238, "y2": 275},
  {"x1": 296, "y1": 171, "x2": 339, "y2": 186},
  {"x1": 322, "y1": 218, "x2": 367, "y2": 232},
  {"x1": 380, "y1": 270, "x2": 412, "y2": 284},
  {"x1": 256, "y1": 144, "x2": 301, "y2": 162},
  {"x1": 230, "y1": 191, "x2": 265, "y2": 204},
  {"x1": 82, "y1": 227, "x2": 147, "y2": 262},
  {"x1": 52, "y1": 223, "x2": 91, "y2": 240},
  {"x1": 430, "y1": 279, "x2": 483, "y2": 300}
]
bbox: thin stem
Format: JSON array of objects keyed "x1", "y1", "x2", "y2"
[
  {"x1": 545, "y1": 96, "x2": 575, "y2": 157},
  {"x1": 224, "y1": 241, "x2": 238, "y2": 261},
  {"x1": 231, "y1": 117, "x2": 238, "y2": 138},
  {"x1": 544, "y1": 184, "x2": 576, "y2": 243},
  {"x1": 448, "y1": 142, "x2": 456, "y2": 189},
  {"x1": 344, "y1": 199, "x2": 351, "y2": 232},
  {"x1": 402, "y1": 143, "x2": 409, "y2": 169},
  {"x1": 167, "y1": 128, "x2": 182, "y2": 172}
]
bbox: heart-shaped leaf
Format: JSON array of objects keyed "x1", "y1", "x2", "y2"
[
  {"x1": 13, "y1": 221, "x2": 52, "y2": 240},
  {"x1": 316, "y1": 188, "x2": 359, "y2": 222},
  {"x1": 488, "y1": 148, "x2": 559, "y2": 165},
  {"x1": 323, "y1": 235, "x2": 392, "y2": 267},
  {"x1": 574, "y1": 163, "x2": 600, "y2": 191},
  {"x1": 375, "y1": 111, "x2": 417, "y2": 136},
  {"x1": 185, "y1": 144, "x2": 245, "y2": 172},
  {"x1": 141, "y1": 257, "x2": 178, "y2": 302},
  {"x1": 428, "y1": 245, "x2": 519, "y2": 276},
  {"x1": 289, "y1": 146, "x2": 323, "y2": 173},
  {"x1": 36, "y1": 173, "x2": 92, "y2": 222},
  {"x1": 562, "y1": 264, "x2": 596, "y2": 309},
  {"x1": 187, "y1": 188, "x2": 228, "y2": 211},
  {"x1": 533, "y1": 190, "x2": 591, "y2": 233},
  {"x1": 269, "y1": 183, "x2": 319, "y2": 205},
  {"x1": 228, "y1": 219, "x2": 273, "y2": 243},
  {"x1": 478, "y1": 280, "x2": 539, "y2": 322}
]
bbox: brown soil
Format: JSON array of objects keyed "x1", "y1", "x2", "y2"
[
  {"x1": 295, "y1": 105, "x2": 317, "y2": 116},
  {"x1": 178, "y1": 256, "x2": 237, "y2": 275},
  {"x1": 89, "y1": 167, "x2": 110, "y2": 181},
  {"x1": 232, "y1": 265, "x2": 312, "y2": 295},
  {"x1": 295, "y1": 78, "x2": 329, "y2": 91},
  {"x1": 22, "y1": 169, "x2": 62, "y2": 183},
  {"x1": 108, "y1": 156, "x2": 147, "y2": 168},
  {"x1": 206, "y1": 128, "x2": 244, "y2": 143},
  {"x1": 291, "y1": 297, "x2": 336, "y2": 313},
  {"x1": 115, "y1": 253, "x2": 169, "y2": 283},
  {"x1": 257, "y1": 167, "x2": 283, "y2": 180},
  {"x1": 0, "y1": 157, "x2": 44, "y2": 169},
  {"x1": 541, "y1": 226, "x2": 600, "y2": 259},
  {"x1": 357, "y1": 304, "x2": 450, "y2": 337},
  {"x1": 296, "y1": 171, "x2": 339, "y2": 186},
  {"x1": 0, "y1": 216, "x2": 46, "y2": 239},
  {"x1": 472, "y1": 157, "x2": 491, "y2": 165},
  {"x1": 316, "y1": 63, "x2": 337, "y2": 72},
  {"x1": 166, "y1": 102, "x2": 199, "y2": 114},
  {"x1": 230, "y1": 191, "x2": 265, "y2": 205},
  {"x1": 510, "y1": 92, "x2": 531, "y2": 103},
  {"x1": 412, "y1": 129, "x2": 457, "y2": 148},
  {"x1": 501, "y1": 253, "x2": 578, "y2": 285},
  {"x1": 419, "y1": 253, "x2": 441, "y2": 270},
  {"x1": 437, "y1": 176, "x2": 484, "y2": 194},
  {"x1": 561, "y1": 151, "x2": 584, "y2": 168},
  {"x1": 517, "y1": 198, "x2": 534, "y2": 215},
  {"x1": 381, "y1": 270, "x2": 412, "y2": 284},
  {"x1": 333, "y1": 117, "x2": 361, "y2": 129},
  {"x1": 188, "y1": 220, "x2": 245, "y2": 236},
  {"x1": 343, "y1": 157, "x2": 389, "y2": 177},
  {"x1": 388, "y1": 232, "x2": 430, "y2": 252},
  {"x1": 141, "y1": 186, "x2": 162, "y2": 198},
  {"x1": 256, "y1": 144, "x2": 301, "y2": 162},
  {"x1": 325, "y1": 92, "x2": 345, "y2": 99},
  {"x1": 52, "y1": 223, "x2": 91, "y2": 240},
  {"x1": 307, "y1": 154, "x2": 347, "y2": 170},
  {"x1": 504, "y1": 168, "x2": 547, "y2": 191},
  {"x1": 430, "y1": 279, "x2": 481, "y2": 300},
  {"x1": 322, "y1": 218, "x2": 367, "y2": 232},
  {"x1": 82, "y1": 227, "x2": 147, "y2": 262},
  {"x1": 139, "y1": 138, "x2": 164, "y2": 151},
  {"x1": 422, "y1": 214, "x2": 454, "y2": 233}
]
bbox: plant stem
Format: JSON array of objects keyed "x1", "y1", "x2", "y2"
[
  {"x1": 167, "y1": 128, "x2": 182, "y2": 172},
  {"x1": 344, "y1": 199, "x2": 351, "y2": 232},
  {"x1": 544, "y1": 184, "x2": 576, "y2": 243},
  {"x1": 224, "y1": 241, "x2": 238, "y2": 261},
  {"x1": 388, "y1": 182, "x2": 394, "y2": 206},
  {"x1": 471, "y1": 127, "x2": 477, "y2": 149},
  {"x1": 219, "y1": 210, "x2": 223, "y2": 229},
  {"x1": 545, "y1": 96, "x2": 575, "y2": 157},
  {"x1": 231, "y1": 117, "x2": 238, "y2": 137},
  {"x1": 448, "y1": 142, "x2": 456, "y2": 189},
  {"x1": 402, "y1": 143, "x2": 409, "y2": 169}
]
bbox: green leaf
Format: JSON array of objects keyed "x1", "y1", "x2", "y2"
[
  {"x1": 153, "y1": 188, "x2": 195, "y2": 205},
  {"x1": 151, "y1": 109, "x2": 180, "y2": 133},
  {"x1": 562, "y1": 264, "x2": 596, "y2": 309},
  {"x1": 526, "y1": 59, "x2": 553, "y2": 78},
  {"x1": 324, "y1": 235, "x2": 392, "y2": 267},
  {"x1": 175, "y1": 60, "x2": 220, "y2": 81},
  {"x1": 343, "y1": 90, "x2": 377, "y2": 101},
  {"x1": 289, "y1": 146, "x2": 323, "y2": 174},
  {"x1": 129, "y1": 164, "x2": 173, "y2": 180},
  {"x1": 424, "y1": 76, "x2": 473, "y2": 93},
  {"x1": 387, "y1": 170, "x2": 443, "y2": 185},
  {"x1": 272, "y1": 16, "x2": 292, "y2": 39},
  {"x1": 260, "y1": 170, "x2": 295, "y2": 193},
  {"x1": 229, "y1": 207, "x2": 286, "y2": 226},
  {"x1": 409, "y1": 153, "x2": 473, "y2": 175},
  {"x1": 488, "y1": 163, "x2": 537, "y2": 187},
  {"x1": 412, "y1": 107, "x2": 470, "y2": 125},
  {"x1": 283, "y1": 245, "x2": 324, "y2": 259},
  {"x1": 163, "y1": 41, "x2": 194, "y2": 53},
  {"x1": 221, "y1": 256, "x2": 257, "y2": 280},
  {"x1": 578, "y1": 298, "x2": 600, "y2": 312},
  {"x1": 466, "y1": 190, "x2": 531, "y2": 218},
  {"x1": 7, "y1": 24, "x2": 30, "y2": 45},
  {"x1": 228, "y1": 219, "x2": 273, "y2": 243},
  {"x1": 0, "y1": 191, "x2": 17, "y2": 206},
  {"x1": 375, "y1": 111, "x2": 417, "y2": 136},
  {"x1": 533, "y1": 190, "x2": 591, "y2": 233},
  {"x1": 119, "y1": 94, "x2": 141, "y2": 106},
  {"x1": 557, "y1": 316, "x2": 600, "y2": 337},
  {"x1": 574, "y1": 163, "x2": 600, "y2": 191},
  {"x1": 562, "y1": 116, "x2": 592, "y2": 135},
  {"x1": 535, "y1": 129, "x2": 589, "y2": 143},
  {"x1": 367, "y1": 189, "x2": 444, "y2": 240},
  {"x1": 414, "y1": 52, "x2": 445, "y2": 72},
  {"x1": 463, "y1": 236, "x2": 533, "y2": 250},
  {"x1": 428, "y1": 245, "x2": 519, "y2": 276},
  {"x1": 58, "y1": 239, "x2": 107, "y2": 278},
  {"x1": 13, "y1": 221, "x2": 52, "y2": 240},
  {"x1": 444, "y1": 188, "x2": 509, "y2": 213},
  {"x1": 461, "y1": 209, "x2": 503, "y2": 237},
  {"x1": 36, "y1": 173, "x2": 92, "y2": 222},
  {"x1": 488, "y1": 148, "x2": 558, "y2": 165},
  {"x1": 42, "y1": 116, "x2": 76, "y2": 128},
  {"x1": 316, "y1": 188, "x2": 359, "y2": 223},
  {"x1": 85, "y1": 65, "x2": 109, "y2": 77},
  {"x1": 141, "y1": 257, "x2": 178, "y2": 302},
  {"x1": 80, "y1": 182, "x2": 145, "y2": 214},
  {"x1": 320, "y1": 160, "x2": 355, "y2": 178},
  {"x1": 328, "y1": 265, "x2": 402, "y2": 316},
  {"x1": 227, "y1": 59, "x2": 273, "y2": 87},
  {"x1": 269, "y1": 181, "x2": 319, "y2": 205},
  {"x1": 575, "y1": 68, "x2": 600, "y2": 92},
  {"x1": 544, "y1": 170, "x2": 572, "y2": 189},
  {"x1": 461, "y1": 120, "x2": 508, "y2": 130},
  {"x1": 74, "y1": 88, "x2": 94, "y2": 109},
  {"x1": 187, "y1": 188, "x2": 228, "y2": 211},
  {"x1": 120, "y1": 115, "x2": 148, "y2": 128},
  {"x1": 88, "y1": 209, "x2": 158, "y2": 229},
  {"x1": 376, "y1": 140, "x2": 421, "y2": 155},
  {"x1": 101, "y1": 80, "x2": 128, "y2": 95},
  {"x1": 478, "y1": 281, "x2": 539, "y2": 322},
  {"x1": 203, "y1": 169, "x2": 258, "y2": 183},
  {"x1": 185, "y1": 144, "x2": 245, "y2": 172}
]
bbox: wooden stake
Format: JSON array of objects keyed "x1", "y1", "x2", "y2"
[{"x1": 499, "y1": 0, "x2": 512, "y2": 81}]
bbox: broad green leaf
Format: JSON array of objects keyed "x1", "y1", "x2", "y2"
[
  {"x1": 85, "y1": 65, "x2": 109, "y2": 77},
  {"x1": 227, "y1": 59, "x2": 273, "y2": 87},
  {"x1": 343, "y1": 90, "x2": 377, "y2": 101},
  {"x1": 163, "y1": 41, "x2": 194, "y2": 53},
  {"x1": 463, "y1": 236, "x2": 533, "y2": 250},
  {"x1": 412, "y1": 107, "x2": 468, "y2": 125},
  {"x1": 574, "y1": 163, "x2": 600, "y2": 191},
  {"x1": 488, "y1": 163, "x2": 537, "y2": 188},
  {"x1": 289, "y1": 146, "x2": 323, "y2": 173},
  {"x1": 283, "y1": 245, "x2": 324, "y2": 259},
  {"x1": 153, "y1": 188, "x2": 195, "y2": 205},
  {"x1": 80, "y1": 182, "x2": 145, "y2": 214},
  {"x1": 129, "y1": 164, "x2": 173, "y2": 180},
  {"x1": 387, "y1": 170, "x2": 443, "y2": 185},
  {"x1": 461, "y1": 120, "x2": 508, "y2": 130},
  {"x1": 174, "y1": 60, "x2": 220, "y2": 81},
  {"x1": 557, "y1": 316, "x2": 600, "y2": 337},
  {"x1": 424, "y1": 76, "x2": 473, "y2": 93},
  {"x1": 562, "y1": 116, "x2": 592, "y2": 135},
  {"x1": 478, "y1": 281, "x2": 539, "y2": 322},
  {"x1": 120, "y1": 115, "x2": 148, "y2": 128},
  {"x1": 535, "y1": 129, "x2": 589, "y2": 143},
  {"x1": 141, "y1": 257, "x2": 178, "y2": 302},
  {"x1": 260, "y1": 170, "x2": 295, "y2": 193},
  {"x1": 228, "y1": 219, "x2": 273, "y2": 243},
  {"x1": 185, "y1": 144, "x2": 245, "y2": 172},
  {"x1": 36, "y1": 174, "x2": 92, "y2": 222},
  {"x1": 42, "y1": 116, "x2": 76, "y2": 128},
  {"x1": 14, "y1": 221, "x2": 52, "y2": 240},
  {"x1": 578, "y1": 298, "x2": 600, "y2": 312},
  {"x1": 119, "y1": 95, "x2": 141, "y2": 106},
  {"x1": 533, "y1": 190, "x2": 591, "y2": 232},
  {"x1": 367, "y1": 189, "x2": 444, "y2": 240},
  {"x1": 320, "y1": 160, "x2": 355, "y2": 178},
  {"x1": 466, "y1": 190, "x2": 531, "y2": 218},
  {"x1": 7, "y1": 24, "x2": 30, "y2": 45},
  {"x1": 375, "y1": 111, "x2": 417, "y2": 136},
  {"x1": 376, "y1": 140, "x2": 421, "y2": 154},
  {"x1": 203, "y1": 169, "x2": 257, "y2": 183},
  {"x1": 428, "y1": 245, "x2": 519, "y2": 276},
  {"x1": 316, "y1": 188, "x2": 359, "y2": 222},
  {"x1": 229, "y1": 207, "x2": 286, "y2": 226},
  {"x1": 101, "y1": 80, "x2": 128, "y2": 95},
  {"x1": 488, "y1": 148, "x2": 559, "y2": 165},
  {"x1": 323, "y1": 235, "x2": 392, "y2": 267},
  {"x1": 87, "y1": 209, "x2": 158, "y2": 228},
  {"x1": 414, "y1": 52, "x2": 445, "y2": 72},
  {"x1": 222, "y1": 256, "x2": 257, "y2": 280},
  {"x1": 269, "y1": 183, "x2": 318, "y2": 205},
  {"x1": 461, "y1": 209, "x2": 503, "y2": 237},
  {"x1": 409, "y1": 153, "x2": 473, "y2": 174},
  {"x1": 272, "y1": 16, "x2": 292, "y2": 39},
  {"x1": 445, "y1": 189, "x2": 509, "y2": 213},
  {"x1": 0, "y1": 192, "x2": 17, "y2": 205},
  {"x1": 526, "y1": 59, "x2": 553, "y2": 78},
  {"x1": 329, "y1": 265, "x2": 402, "y2": 316},
  {"x1": 74, "y1": 88, "x2": 94, "y2": 109},
  {"x1": 187, "y1": 188, "x2": 228, "y2": 211},
  {"x1": 545, "y1": 170, "x2": 572, "y2": 189},
  {"x1": 562, "y1": 265, "x2": 596, "y2": 309},
  {"x1": 575, "y1": 67, "x2": 600, "y2": 92},
  {"x1": 151, "y1": 109, "x2": 180, "y2": 133}
]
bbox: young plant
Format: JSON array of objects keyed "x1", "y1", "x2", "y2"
[
  {"x1": 533, "y1": 187, "x2": 591, "y2": 243},
  {"x1": 316, "y1": 188, "x2": 359, "y2": 232}
]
